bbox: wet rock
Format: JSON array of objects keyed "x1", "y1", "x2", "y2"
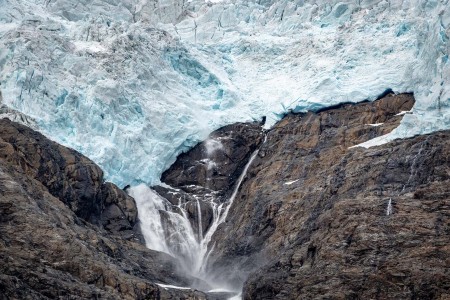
[
  {"x1": 203, "y1": 93, "x2": 449, "y2": 298},
  {"x1": 162, "y1": 121, "x2": 264, "y2": 193},
  {"x1": 203, "y1": 93, "x2": 417, "y2": 284},
  {"x1": 243, "y1": 131, "x2": 450, "y2": 299},
  {"x1": 153, "y1": 185, "x2": 216, "y2": 238},
  {"x1": 157, "y1": 121, "x2": 264, "y2": 240}
]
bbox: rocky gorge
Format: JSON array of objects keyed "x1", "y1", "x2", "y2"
[{"x1": 1, "y1": 92, "x2": 449, "y2": 299}]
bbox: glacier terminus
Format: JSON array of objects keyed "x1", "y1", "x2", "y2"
[{"x1": 0, "y1": 0, "x2": 449, "y2": 187}]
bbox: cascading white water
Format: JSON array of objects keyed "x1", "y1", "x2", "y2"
[
  {"x1": 129, "y1": 186, "x2": 203, "y2": 272},
  {"x1": 386, "y1": 198, "x2": 393, "y2": 216},
  {"x1": 196, "y1": 199, "x2": 203, "y2": 241},
  {"x1": 128, "y1": 140, "x2": 262, "y2": 294},
  {"x1": 198, "y1": 149, "x2": 260, "y2": 275},
  {"x1": 400, "y1": 136, "x2": 430, "y2": 195}
]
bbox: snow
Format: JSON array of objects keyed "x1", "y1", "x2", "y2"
[
  {"x1": 208, "y1": 288, "x2": 234, "y2": 293},
  {"x1": 73, "y1": 41, "x2": 108, "y2": 54},
  {"x1": 284, "y1": 179, "x2": 299, "y2": 185},
  {"x1": 156, "y1": 283, "x2": 192, "y2": 290},
  {"x1": 0, "y1": 0, "x2": 449, "y2": 187},
  {"x1": 395, "y1": 110, "x2": 411, "y2": 116},
  {"x1": 366, "y1": 123, "x2": 384, "y2": 127},
  {"x1": 349, "y1": 133, "x2": 392, "y2": 149}
]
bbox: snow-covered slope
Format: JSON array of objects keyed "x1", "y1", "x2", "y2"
[{"x1": 0, "y1": 0, "x2": 449, "y2": 186}]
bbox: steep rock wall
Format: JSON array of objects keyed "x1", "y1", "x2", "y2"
[
  {"x1": 160, "y1": 92, "x2": 450, "y2": 299},
  {"x1": 204, "y1": 94, "x2": 449, "y2": 299},
  {"x1": 0, "y1": 118, "x2": 208, "y2": 299}
]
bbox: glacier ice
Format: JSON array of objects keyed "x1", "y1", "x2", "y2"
[{"x1": 0, "y1": 0, "x2": 449, "y2": 187}]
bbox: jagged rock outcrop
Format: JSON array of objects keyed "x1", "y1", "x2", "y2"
[
  {"x1": 3, "y1": 90, "x2": 448, "y2": 299},
  {"x1": 204, "y1": 93, "x2": 449, "y2": 299},
  {"x1": 0, "y1": 118, "x2": 207, "y2": 299},
  {"x1": 241, "y1": 130, "x2": 450, "y2": 299},
  {"x1": 162, "y1": 122, "x2": 264, "y2": 193},
  {"x1": 0, "y1": 118, "x2": 140, "y2": 241},
  {"x1": 159, "y1": 92, "x2": 450, "y2": 299},
  {"x1": 157, "y1": 122, "x2": 264, "y2": 237}
]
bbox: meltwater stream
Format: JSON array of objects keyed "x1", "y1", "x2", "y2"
[{"x1": 128, "y1": 148, "x2": 261, "y2": 296}]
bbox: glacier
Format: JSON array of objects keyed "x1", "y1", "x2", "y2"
[{"x1": 0, "y1": 0, "x2": 449, "y2": 187}]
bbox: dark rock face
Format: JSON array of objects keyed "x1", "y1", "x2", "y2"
[
  {"x1": 0, "y1": 118, "x2": 140, "y2": 241},
  {"x1": 100, "y1": 182, "x2": 142, "y2": 241},
  {"x1": 158, "y1": 121, "x2": 264, "y2": 238},
  {"x1": 204, "y1": 94, "x2": 414, "y2": 284},
  {"x1": 0, "y1": 118, "x2": 207, "y2": 299},
  {"x1": 3, "y1": 91, "x2": 448, "y2": 299},
  {"x1": 241, "y1": 130, "x2": 450, "y2": 299},
  {"x1": 201, "y1": 93, "x2": 450, "y2": 299},
  {"x1": 158, "y1": 92, "x2": 450, "y2": 298},
  {"x1": 162, "y1": 122, "x2": 264, "y2": 193}
]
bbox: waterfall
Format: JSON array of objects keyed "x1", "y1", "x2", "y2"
[
  {"x1": 196, "y1": 199, "x2": 203, "y2": 241},
  {"x1": 129, "y1": 186, "x2": 203, "y2": 272},
  {"x1": 400, "y1": 136, "x2": 429, "y2": 194},
  {"x1": 198, "y1": 149, "x2": 260, "y2": 274},
  {"x1": 391, "y1": 136, "x2": 428, "y2": 218},
  {"x1": 386, "y1": 198, "x2": 393, "y2": 216},
  {"x1": 220, "y1": 150, "x2": 259, "y2": 224},
  {"x1": 128, "y1": 143, "x2": 262, "y2": 293}
]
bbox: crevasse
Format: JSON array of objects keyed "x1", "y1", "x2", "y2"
[{"x1": 0, "y1": 0, "x2": 449, "y2": 187}]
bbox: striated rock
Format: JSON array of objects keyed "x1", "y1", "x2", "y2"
[
  {"x1": 160, "y1": 92, "x2": 450, "y2": 298},
  {"x1": 4, "y1": 90, "x2": 448, "y2": 299},
  {"x1": 208, "y1": 94, "x2": 414, "y2": 245},
  {"x1": 198, "y1": 93, "x2": 450, "y2": 299},
  {"x1": 0, "y1": 118, "x2": 207, "y2": 299}
]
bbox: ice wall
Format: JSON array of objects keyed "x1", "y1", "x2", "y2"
[{"x1": 0, "y1": 0, "x2": 448, "y2": 186}]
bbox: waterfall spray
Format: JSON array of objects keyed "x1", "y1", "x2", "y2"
[{"x1": 129, "y1": 135, "x2": 265, "y2": 295}]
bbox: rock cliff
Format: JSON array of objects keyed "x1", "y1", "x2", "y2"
[
  {"x1": 242, "y1": 129, "x2": 450, "y2": 300},
  {"x1": 161, "y1": 93, "x2": 450, "y2": 299},
  {"x1": 2, "y1": 91, "x2": 449, "y2": 299},
  {"x1": 156, "y1": 122, "x2": 264, "y2": 239},
  {"x1": 0, "y1": 119, "x2": 207, "y2": 299}
]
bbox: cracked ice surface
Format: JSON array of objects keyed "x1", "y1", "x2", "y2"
[{"x1": 0, "y1": 0, "x2": 449, "y2": 186}]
